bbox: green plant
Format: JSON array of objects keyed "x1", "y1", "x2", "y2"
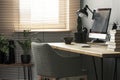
[
  {"x1": 18, "y1": 39, "x2": 31, "y2": 54},
  {"x1": 0, "y1": 34, "x2": 15, "y2": 55},
  {"x1": 17, "y1": 30, "x2": 31, "y2": 55},
  {"x1": 0, "y1": 34, "x2": 9, "y2": 54}
]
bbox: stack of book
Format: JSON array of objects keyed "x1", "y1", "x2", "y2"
[{"x1": 107, "y1": 30, "x2": 120, "y2": 51}]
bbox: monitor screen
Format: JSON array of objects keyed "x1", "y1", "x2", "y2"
[{"x1": 89, "y1": 8, "x2": 111, "y2": 42}]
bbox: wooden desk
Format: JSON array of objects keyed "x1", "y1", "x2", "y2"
[
  {"x1": 0, "y1": 63, "x2": 33, "y2": 80},
  {"x1": 48, "y1": 42, "x2": 120, "y2": 80},
  {"x1": 49, "y1": 42, "x2": 120, "y2": 58}
]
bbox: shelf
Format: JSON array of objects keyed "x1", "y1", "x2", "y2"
[{"x1": 0, "y1": 63, "x2": 33, "y2": 67}]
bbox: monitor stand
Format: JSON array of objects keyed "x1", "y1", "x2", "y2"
[{"x1": 91, "y1": 39, "x2": 105, "y2": 43}]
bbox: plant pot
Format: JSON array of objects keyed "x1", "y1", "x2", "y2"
[
  {"x1": 21, "y1": 54, "x2": 31, "y2": 64},
  {"x1": 0, "y1": 51, "x2": 5, "y2": 64},
  {"x1": 4, "y1": 55, "x2": 10, "y2": 64}
]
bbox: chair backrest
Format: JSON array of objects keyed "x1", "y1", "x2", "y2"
[{"x1": 31, "y1": 42, "x2": 61, "y2": 76}]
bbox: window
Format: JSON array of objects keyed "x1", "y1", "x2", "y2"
[{"x1": 18, "y1": 0, "x2": 80, "y2": 32}]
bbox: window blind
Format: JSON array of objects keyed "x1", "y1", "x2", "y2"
[
  {"x1": 0, "y1": 0, "x2": 18, "y2": 36},
  {"x1": 13, "y1": 0, "x2": 80, "y2": 32}
]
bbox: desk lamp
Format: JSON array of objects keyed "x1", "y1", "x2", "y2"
[
  {"x1": 77, "y1": 5, "x2": 96, "y2": 19},
  {"x1": 75, "y1": 5, "x2": 96, "y2": 43}
]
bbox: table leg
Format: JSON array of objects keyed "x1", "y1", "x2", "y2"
[
  {"x1": 113, "y1": 57, "x2": 117, "y2": 80},
  {"x1": 92, "y1": 57, "x2": 118, "y2": 80},
  {"x1": 27, "y1": 66, "x2": 32, "y2": 80},
  {"x1": 92, "y1": 57, "x2": 104, "y2": 80},
  {"x1": 101, "y1": 58, "x2": 103, "y2": 80},
  {"x1": 92, "y1": 56, "x2": 98, "y2": 80},
  {"x1": 23, "y1": 66, "x2": 27, "y2": 80}
]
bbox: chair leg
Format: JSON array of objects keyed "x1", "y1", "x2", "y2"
[
  {"x1": 38, "y1": 76, "x2": 58, "y2": 80},
  {"x1": 38, "y1": 76, "x2": 42, "y2": 80},
  {"x1": 38, "y1": 76, "x2": 48, "y2": 80},
  {"x1": 48, "y1": 78, "x2": 58, "y2": 80}
]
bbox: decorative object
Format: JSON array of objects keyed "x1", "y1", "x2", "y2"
[
  {"x1": 112, "y1": 23, "x2": 118, "y2": 30},
  {"x1": 64, "y1": 37, "x2": 73, "y2": 44},
  {"x1": 18, "y1": 30, "x2": 31, "y2": 64}
]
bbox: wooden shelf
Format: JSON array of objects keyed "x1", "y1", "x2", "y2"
[
  {"x1": 0, "y1": 63, "x2": 33, "y2": 67},
  {"x1": 0, "y1": 63, "x2": 33, "y2": 80}
]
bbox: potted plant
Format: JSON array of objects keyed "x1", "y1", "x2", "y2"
[
  {"x1": 17, "y1": 30, "x2": 31, "y2": 64},
  {"x1": 0, "y1": 34, "x2": 15, "y2": 64},
  {"x1": 0, "y1": 34, "x2": 9, "y2": 63}
]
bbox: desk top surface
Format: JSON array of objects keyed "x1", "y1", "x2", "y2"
[{"x1": 48, "y1": 42, "x2": 120, "y2": 58}]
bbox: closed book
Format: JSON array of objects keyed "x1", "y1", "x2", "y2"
[
  {"x1": 108, "y1": 45, "x2": 120, "y2": 49},
  {"x1": 110, "y1": 39, "x2": 120, "y2": 43},
  {"x1": 110, "y1": 36, "x2": 120, "y2": 40},
  {"x1": 110, "y1": 33, "x2": 120, "y2": 40},
  {"x1": 110, "y1": 30, "x2": 120, "y2": 34},
  {"x1": 107, "y1": 48, "x2": 120, "y2": 51},
  {"x1": 108, "y1": 42, "x2": 120, "y2": 46},
  {"x1": 108, "y1": 41, "x2": 120, "y2": 48},
  {"x1": 110, "y1": 34, "x2": 120, "y2": 37}
]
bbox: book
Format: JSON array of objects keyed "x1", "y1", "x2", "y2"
[
  {"x1": 110, "y1": 39, "x2": 120, "y2": 43},
  {"x1": 107, "y1": 41, "x2": 120, "y2": 49},
  {"x1": 109, "y1": 30, "x2": 120, "y2": 41},
  {"x1": 108, "y1": 45, "x2": 120, "y2": 49},
  {"x1": 107, "y1": 42, "x2": 120, "y2": 46},
  {"x1": 110, "y1": 34, "x2": 120, "y2": 37},
  {"x1": 107, "y1": 47, "x2": 120, "y2": 51},
  {"x1": 110, "y1": 30, "x2": 120, "y2": 34},
  {"x1": 110, "y1": 36, "x2": 120, "y2": 40}
]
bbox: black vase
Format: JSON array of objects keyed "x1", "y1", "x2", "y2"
[
  {"x1": 9, "y1": 40, "x2": 15, "y2": 64},
  {"x1": 4, "y1": 55, "x2": 10, "y2": 64},
  {"x1": 0, "y1": 51, "x2": 5, "y2": 64},
  {"x1": 21, "y1": 55, "x2": 31, "y2": 64}
]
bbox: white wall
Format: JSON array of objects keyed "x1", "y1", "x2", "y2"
[{"x1": 82, "y1": 0, "x2": 119, "y2": 30}]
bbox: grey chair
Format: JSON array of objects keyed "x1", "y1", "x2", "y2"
[{"x1": 31, "y1": 42, "x2": 86, "y2": 80}]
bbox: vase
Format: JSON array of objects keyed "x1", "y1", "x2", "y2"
[
  {"x1": 21, "y1": 54, "x2": 31, "y2": 64},
  {"x1": 4, "y1": 55, "x2": 10, "y2": 64},
  {"x1": 0, "y1": 51, "x2": 5, "y2": 64},
  {"x1": 9, "y1": 40, "x2": 15, "y2": 64}
]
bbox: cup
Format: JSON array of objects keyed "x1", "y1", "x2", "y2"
[{"x1": 64, "y1": 37, "x2": 73, "y2": 44}]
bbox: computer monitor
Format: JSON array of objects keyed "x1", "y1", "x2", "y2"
[{"x1": 89, "y1": 8, "x2": 111, "y2": 43}]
